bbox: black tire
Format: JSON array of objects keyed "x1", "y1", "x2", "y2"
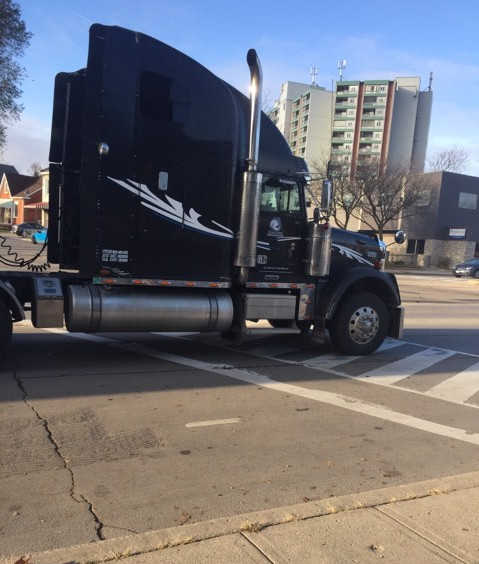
[
  {"x1": 329, "y1": 291, "x2": 389, "y2": 356},
  {"x1": 454, "y1": 274, "x2": 462, "y2": 278},
  {"x1": 0, "y1": 299, "x2": 13, "y2": 354},
  {"x1": 268, "y1": 319, "x2": 296, "y2": 329}
]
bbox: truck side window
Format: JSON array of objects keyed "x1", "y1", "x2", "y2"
[
  {"x1": 261, "y1": 178, "x2": 301, "y2": 214},
  {"x1": 261, "y1": 184, "x2": 279, "y2": 211},
  {"x1": 279, "y1": 185, "x2": 301, "y2": 213}
]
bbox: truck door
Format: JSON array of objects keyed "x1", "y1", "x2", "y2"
[{"x1": 252, "y1": 176, "x2": 307, "y2": 283}]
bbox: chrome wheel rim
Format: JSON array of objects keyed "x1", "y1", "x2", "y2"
[{"x1": 348, "y1": 305, "x2": 379, "y2": 344}]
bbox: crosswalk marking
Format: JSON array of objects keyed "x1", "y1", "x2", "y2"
[
  {"x1": 167, "y1": 331, "x2": 479, "y2": 407},
  {"x1": 44, "y1": 328, "x2": 479, "y2": 408},
  {"x1": 44, "y1": 331, "x2": 479, "y2": 446},
  {"x1": 287, "y1": 340, "x2": 402, "y2": 371},
  {"x1": 425, "y1": 361, "x2": 479, "y2": 403},
  {"x1": 352, "y1": 348, "x2": 456, "y2": 385},
  {"x1": 211, "y1": 335, "x2": 479, "y2": 408}
]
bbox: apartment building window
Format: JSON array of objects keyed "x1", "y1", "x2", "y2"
[{"x1": 458, "y1": 192, "x2": 477, "y2": 210}]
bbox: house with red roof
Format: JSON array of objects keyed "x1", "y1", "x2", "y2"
[{"x1": 0, "y1": 172, "x2": 43, "y2": 227}]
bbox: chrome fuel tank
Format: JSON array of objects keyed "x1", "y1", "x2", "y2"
[{"x1": 66, "y1": 285, "x2": 233, "y2": 333}]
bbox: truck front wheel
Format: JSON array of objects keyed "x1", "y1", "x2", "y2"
[{"x1": 329, "y1": 292, "x2": 389, "y2": 356}]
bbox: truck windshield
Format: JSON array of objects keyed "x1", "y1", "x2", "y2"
[{"x1": 260, "y1": 178, "x2": 301, "y2": 214}]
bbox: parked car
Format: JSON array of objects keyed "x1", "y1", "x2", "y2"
[
  {"x1": 452, "y1": 258, "x2": 479, "y2": 278},
  {"x1": 11, "y1": 222, "x2": 44, "y2": 237},
  {"x1": 31, "y1": 228, "x2": 47, "y2": 245}
]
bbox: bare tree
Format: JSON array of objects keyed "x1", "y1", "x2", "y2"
[
  {"x1": 29, "y1": 161, "x2": 42, "y2": 176},
  {"x1": 0, "y1": 0, "x2": 32, "y2": 152},
  {"x1": 261, "y1": 87, "x2": 275, "y2": 114},
  {"x1": 352, "y1": 163, "x2": 427, "y2": 240},
  {"x1": 426, "y1": 146, "x2": 470, "y2": 174},
  {"x1": 329, "y1": 164, "x2": 364, "y2": 230},
  {"x1": 309, "y1": 158, "x2": 364, "y2": 230}
]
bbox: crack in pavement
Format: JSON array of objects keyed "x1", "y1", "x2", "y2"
[{"x1": 12, "y1": 370, "x2": 105, "y2": 541}]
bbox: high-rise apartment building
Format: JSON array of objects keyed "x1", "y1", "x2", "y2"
[
  {"x1": 332, "y1": 77, "x2": 432, "y2": 176},
  {"x1": 269, "y1": 77, "x2": 432, "y2": 176},
  {"x1": 268, "y1": 81, "x2": 334, "y2": 166}
]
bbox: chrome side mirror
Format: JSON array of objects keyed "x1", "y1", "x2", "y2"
[{"x1": 394, "y1": 230, "x2": 407, "y2": 245}]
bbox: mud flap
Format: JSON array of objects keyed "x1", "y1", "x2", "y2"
[{"x1": 388, "y1": 306, "x2": 405, "y2": 339}]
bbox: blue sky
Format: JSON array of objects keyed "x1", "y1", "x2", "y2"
[{"x1": 3, "y1": 0, "x2": 479, "y2": 174}]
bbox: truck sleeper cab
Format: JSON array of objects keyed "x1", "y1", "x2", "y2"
[{"x1": 0, "y1": 24, "x2": 404, "y2": 357}]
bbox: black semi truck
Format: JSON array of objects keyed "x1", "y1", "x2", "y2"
[{"x1": 0, "y1": 24, "x2": 405, "y2": 356}]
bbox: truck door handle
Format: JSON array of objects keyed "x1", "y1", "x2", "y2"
[{"x1": 356, "y1": 240, "x2": 366, "y2": 245}]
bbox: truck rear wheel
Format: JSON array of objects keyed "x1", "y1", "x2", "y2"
[{"x1": 329, "y1": 291, "x2": 388, "y2": 356}]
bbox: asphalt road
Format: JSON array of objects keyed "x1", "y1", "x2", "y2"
[
  {"x1": 399, "y1": 273, "x2": 479, "y2": 354},
  {"x1": 1, "y1": 274, "x2": 479, "y2": 559}
]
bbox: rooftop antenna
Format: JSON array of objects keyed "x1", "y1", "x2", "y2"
[
  {"x1": 428, "y1": 71, "x2": 433, "y2": 91},
  {"x1": 310, "y1": 66, "x2": 318, "y2": 87},
  {"x1": 338, "y1": 59, "x2": 347, "y2": 81}
]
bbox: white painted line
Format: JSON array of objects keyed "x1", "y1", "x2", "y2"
[
  {"x1": 425, "y1": 361, "x2": 479, "y2": 403},
  {"x1": 301, "y1": 340, "x2": 403, "y2": 370},
  {"x1": 354, "y1": 348, "x2": 456, "y2": 385},
  {"x1": 44, "y1": 329, "x2": 116, "y2": 343},
  {"x1": 51, "y1": 332, "x2": 479, "y2": 447},
  {"x1": 44, "y1": 329, "x2": 479, "y2": 409},
  {"x1": 143, "y1": 350, "x2": 479, "y2": 446},
  {"x1": 185, "y1": 418, "x2": 243, "y2": 428}
]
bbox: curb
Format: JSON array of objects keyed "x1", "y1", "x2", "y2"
[{"x1": 12, "y1": 470, "x2": 479, "y2": 564}]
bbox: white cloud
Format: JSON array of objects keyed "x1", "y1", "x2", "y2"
[{"x1": 1, "y1": 115, "x2": 50, "y2": 174}]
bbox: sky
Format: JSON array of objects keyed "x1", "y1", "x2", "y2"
[{"x1": 2, "y1": 0, "x2": 479, "y2": 175}]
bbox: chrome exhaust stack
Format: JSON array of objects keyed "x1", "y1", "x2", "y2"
[{"x1": 234, "y1": 49, "x2": 263, "y2": 282}]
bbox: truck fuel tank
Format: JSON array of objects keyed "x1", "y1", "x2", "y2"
[{"x1": 65, "y1": 285, "x2": 233, "y2": 333}]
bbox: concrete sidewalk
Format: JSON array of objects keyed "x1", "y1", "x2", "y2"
[{"x1": 9, "y1": 471, "x2": 479, "y2": 564}]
